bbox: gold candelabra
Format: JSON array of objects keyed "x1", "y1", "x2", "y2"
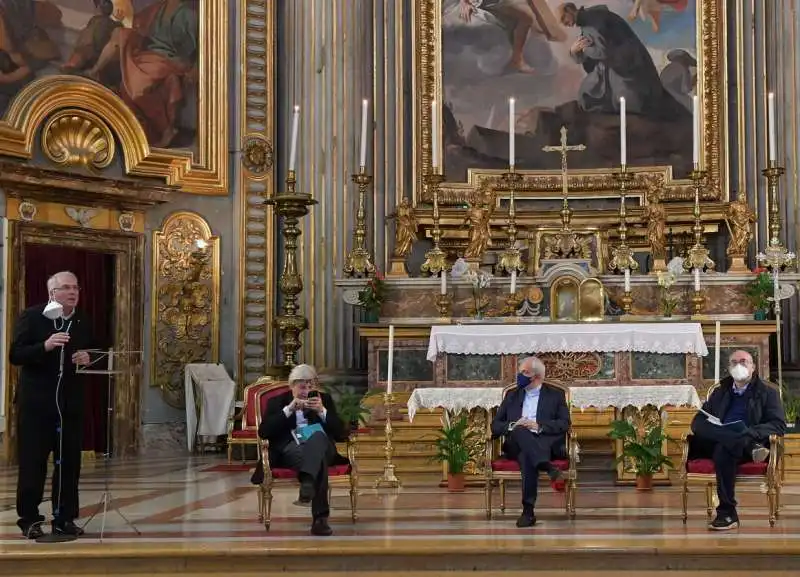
[
  {"x1": 608, "y1": 168, "x2": 637, "y2": 314},
  {"x1": 496, "y1": 170, "x2": 525, "y2": 276},
  {"x1": 343, "y1": 168, "x2": 376, "y2": 277},
  {"x1": 420, "y1": 173, "x2": 448, "y2": 276},
  {"x1": 266, "y1": 170, "x2": 317, "y2": 371},
  {"x1": 683, "y1": 168, "x2": 714, "y2": 316},
  {"x1": 757, "y1": 162, "x2": 796, "y2": 390},
  {"x1": 436, "y1": 292, "x2": 452, "y2": 318},
  {"x1": 374, "y1": 392, "x2": 401, "y2": 488}
]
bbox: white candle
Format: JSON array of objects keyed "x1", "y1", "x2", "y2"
[
  {"x1": 387, "y1": 325, "x2": 394, "y2": 394},
  {"x1": 510, "y1": 270, "x2": 517, "y2": 294},
  {"x1": 289, "y1": 105, "x2": 300, "y2": 172},
  {"x1": 359, "y1": 99, "x2": 369, "y2": 168},
  {"x1": 509, "y1": 97, "x2": 516, "y2": 169},
  {"x1": 768, "y1": 92, "x2": 776, "y2": 162},
  {"x1": 624, "y1": 268, "x2": 631, "y2": 292},
  {"x1": 694, "y1": 268, "x2": 701, "y2": 291},
  {"x1": 692, "y1": 95, "x2": 699, "y2": 166},
  {"x1": 619, "y1": 97, "x2": 626, "y2": 167},
  {"x1": 431, "y1": 100, "x2": 439, "y2": 170},
  {"x1": 714, "y1": 321, "x2": 721, "y2": 384},
  {"x1": 440, "y1": 271, "x2": 447, "y2": 295}
]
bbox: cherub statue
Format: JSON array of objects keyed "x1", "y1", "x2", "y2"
[
  {"x1": 463, "y1": 197, "x2": 493, "y2": 260},
  {"x1": 725, "y1": 191, "x2": 756, "y2": 257},
  {"x1": 385, "y1": 197, "x2": 418, "y2": 258},
  {"x1": 642, "y1": 180, "x2": 667, "y2": 262}
]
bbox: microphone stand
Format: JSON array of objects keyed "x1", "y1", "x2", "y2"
[{"x1": 79, "y1": 350, "x2": 141, "y2": 541}]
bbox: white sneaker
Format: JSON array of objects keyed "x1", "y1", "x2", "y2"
[{"x1": 752, "y1": 445, "x2": 769, "y2": 463}]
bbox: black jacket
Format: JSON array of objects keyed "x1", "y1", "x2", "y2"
[
  {"x1": 9, "y1": 304, "x2": 92, "y2": 415},
  {"x1": 691, "y1": 375, "x2": 786, "y2": 442}
]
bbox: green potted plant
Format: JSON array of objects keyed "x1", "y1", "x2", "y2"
[
  {"x1": 432, "y1": 411, "x2": 479, "y2": 492},
  {"x1": 745, "y1": 268, "x2": 774, "y2": 320},
  {"x1": 357, "y1": 272, "x2": 385, "y2": 322},
  {"x1": 609, "y1": 418, "x2": 673, "y2": 491},
  {"x1": 321, "y1": 383, "x2": 373, "y2": 432},
  {"x1": 782, "y1": 387, "x2": 800, "y2": 431}
]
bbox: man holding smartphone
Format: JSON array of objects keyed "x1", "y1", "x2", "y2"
[{"x1": 257, "y1": 364, "x2": 348, "y2": 536}]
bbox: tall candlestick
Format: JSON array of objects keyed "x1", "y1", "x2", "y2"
[
  {"x1": 768, "y1": 92, "x2": 776, "y2": 162},
  {"x1": 694, "y1": 268, "x2": 701, "y2": 291},
  {"x1": 387, "y1": 325, "x2": 395, "y2": 395},
  {"x1": 692, "y1": 95, "x2": 699, "y2": 166},
  {"x1": 509, "y1": 98, "x2": 516, "y2": 169},
  {"x1": 440, "y1": 271, "x2": 447, "y2": 295},
  {"x1": 108, "y1": 348, "x2": 113, "y2": 373},
  {"x1": 624, "y1": 268, "x2": 631, "y2": 292},
  {"x1": 619, "y1": 97, "x2": 626, "y2": 167},
  {"x1": 714, "y1": 321, "x2": 721, "y2": 384},
  {"x1": 431, "y1": 100, "x2": 439, "y2": 170},
  {"x1": 289, "y1": 105, "x2": 300, "y2": 172},
  {"x1": 360, "y1": 99, "x2": 369, "y2": 168},
  {"x1": 510, "y1": 270, "x2": 517, "y2": 294}
]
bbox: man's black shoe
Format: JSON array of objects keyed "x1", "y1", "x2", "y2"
[
  {"x1": 18, "y1": 520, "x2": 44, "y2": 540},
  {"x1": 708, "y1": 514, "x2": 739, "y2": 531},
  {"x1": 52, "y1": 520, "x2": 85, "y2": 537},
  {"x1": 311, "y1": 517, "x2": 333, "y2": 536},
  {"x1": 516, "y1": 512, "x2": 536, "y2": 528},
  {"x1": 298, "y1": 479, "x2": 315, "y2": 504}
]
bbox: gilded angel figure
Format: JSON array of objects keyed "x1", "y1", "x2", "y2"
[{"x1": 386, "y1": 197, "x2": 418, "y2": 258}]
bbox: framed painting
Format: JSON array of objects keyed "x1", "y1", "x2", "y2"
[
  {"x1": 0, "y1": 0, "x2": 227, "y2": 194},
  {"x1": 412, "y1": 0, "x2": 726, "y2": 206}
]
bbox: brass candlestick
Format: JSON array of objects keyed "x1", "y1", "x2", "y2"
[
  {"x1": 496, "y1": 170, "x2": 525, "y2": 276},
  {"x1": 420, "y1": 173, "x2": 448, "y2": 276},
  {"x1": 620, "y1": 291, "x2": 633, "y2": 314},
  {"x1": 374, "y1": 392, "x2": 401, "y2": 488},
  {"x1": 683, "y1": 168, "x2": 714, "y2": 316},
  {"x1": 343, "y1": 168, "x2": 376, "y2": 277},
  {"x1": 266, "y1": 170, "x2": 317, "y2": 370},
  {"x1": 436, "y1": 292, "x2": 452, "y2": 318},
  {"x1": 609, "y1": 168, "x2": 637, "y2": 316},
  {"x1": 502, "y1": 291, "x2": 524, "y2": 316}
]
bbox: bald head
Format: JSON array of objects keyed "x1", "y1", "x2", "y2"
[
  {"x1": 728, "y1": 349, "x2": 755, "y2": 385},
  {"x1": 47, "y1": 271, "x2": 80, "y2": 314}
]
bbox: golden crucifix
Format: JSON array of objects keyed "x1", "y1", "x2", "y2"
[{"x1": 542, "y1": 126, "x2": 586, "y2": 197}]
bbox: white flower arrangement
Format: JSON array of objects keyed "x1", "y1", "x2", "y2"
[{"x1": 450, "y1": 258, "x2": 493, "y2": 318}]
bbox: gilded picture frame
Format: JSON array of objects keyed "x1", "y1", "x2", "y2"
[
  {"x1": 0, "y1": 0, "x2": 228, "y2": 195},
  {"x1": 412, "y1": 0, "x2": 726, "y2": 207}
]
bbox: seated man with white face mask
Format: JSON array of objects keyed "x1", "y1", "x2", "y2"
[{"x1": 690, "y1": 349, "x2": 785, "y2": 531}]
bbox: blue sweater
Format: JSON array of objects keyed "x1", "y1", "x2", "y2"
[{"x1": 723, "y1": 392, "x2": 749, "y2": 425}]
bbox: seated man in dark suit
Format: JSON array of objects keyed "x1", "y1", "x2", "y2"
[
  {"x1": 491, "y1": 356, "x2": 570, "y2": 527},
  {"x1": 256, "y1": 364, "x2": 348, "y2": 536},
  {"x1": 690, "y1": 349, "x2": 785, "y2": 531}
]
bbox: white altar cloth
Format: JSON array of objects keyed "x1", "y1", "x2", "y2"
[
  {"x1": 185, "y1": 363, "x2": 236, "y2": 451},
  {"x1": 407, "y1": 387, "x2": 503, "y2": 421},
  {"x1": 570, "y1": 385, "x2": 702, "y2": 411},
  {"x1": 427, "y1": 323, "x2": 709, "y2": 361}
]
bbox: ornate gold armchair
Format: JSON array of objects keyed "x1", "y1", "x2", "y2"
[
  {"x1": 484, "y1": 381, "x2": 578, "y2": 519},
  {"x1": 226, "y1": 377, "x2": 273, "y2": 463},
  {"x1": 254, "y1": 382, "x2": 359, "y2": 530},
  {"x1": 679, "y1": 381, "x2": 784, "y2": 526}
]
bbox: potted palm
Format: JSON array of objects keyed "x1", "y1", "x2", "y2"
[
  {"x1": 783, "y1": 388, "x2": 800, "y2": 430},
  {"x1": 745, "y1": 268, "x2": 774, "y2": 320},
  {"x1": 609, "y1": 417, "x2": 673, "y2": 490},
  {"x1": 432, "y1": 411, "x2": 479, "y2": 492},
  {"x1": 322, "y1": 383, "x2": 373, "y2": 432}
]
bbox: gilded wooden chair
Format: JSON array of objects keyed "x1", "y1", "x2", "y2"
[
  {"x1": 254, "y1": 381, "x2": 359, "y2": 530},
  {"x1": 226, "y1": 377, "x2": 274, "y2": 463},
  {"x1": 484, "y1": 381, "x2": 578, "y2": 519},
  {"x1": 679, "y1": 380, "x2": 784, "y2": 526}
]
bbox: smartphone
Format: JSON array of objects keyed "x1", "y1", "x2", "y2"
[{"x1": 307, "y1": 391, "x2": 319, "y2": 399}]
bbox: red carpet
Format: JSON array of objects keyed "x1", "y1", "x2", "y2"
[{"x1": 202, "y1": 463, "x2": 254, "y2": 473}]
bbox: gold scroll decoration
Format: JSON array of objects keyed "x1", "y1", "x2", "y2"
[
  {"x1": 151, "y1": 212, "x2": 220, "y2": 408},
  {"x1": 41, "y1": 108, "x2": 115, "y2": 171}
]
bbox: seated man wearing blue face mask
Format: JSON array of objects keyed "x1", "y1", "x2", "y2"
[
  {"x1": 690, "y1": 349, "x2": 785, "y2": 531},
  {"x1": 491, "y1": 356, "x2": 570, "y2": 527}
]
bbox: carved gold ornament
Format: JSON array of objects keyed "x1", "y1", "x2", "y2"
[
  {"x1": 538, "y1": 352, "x2": 603, "y2": 381},
  {"x1": 151, "y1": 212, "x2": 220, "y2": 409},
  {"x1": 118, "y1": 212, "x2": 135, "y2": 232},
  {"x1": 17, "y1": 200, "x2": 37, "y2": 221},
  {"x1": 241, "y1": 134, "x2": 274, "y2": 175},
  {"x1": 41, "y1": 109, "x2": 116, "y2": 171}
]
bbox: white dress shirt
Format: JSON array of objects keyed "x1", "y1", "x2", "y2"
[{"x1": 522, "y1": 387, "x2": 541, "y2": 421}]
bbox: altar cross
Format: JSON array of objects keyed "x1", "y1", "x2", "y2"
[{"x1": 543, "y1": 126, "x2": 586, "y2": 197}]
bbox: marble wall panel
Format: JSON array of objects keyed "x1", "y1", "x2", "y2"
[
  {"x1": 446, "y1": 354, "x2": 503, "y2": 382},
  {"x1": 631, "y1": 353, "x2": 687, "y2": 380}
]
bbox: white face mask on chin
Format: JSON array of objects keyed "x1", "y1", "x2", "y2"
[
  {"x1": 729, "y1": 364, "x2": 751, "y2": 382},
  {"x1": 43, "y1": 299, "x2": 63, "y2": 320}
]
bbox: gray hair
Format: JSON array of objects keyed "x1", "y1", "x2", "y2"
[
  {"x1": 288, "y1": 363, "x2": 318, "y2": 382},
  {"x1": 47, "y1": 271, "x2": 77, "y2": 292},
  {"x1": 518, "y1": 356, "x2": 546, "y2": 379}
]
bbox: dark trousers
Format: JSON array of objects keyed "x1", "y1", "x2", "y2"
[
  {"x1": 691, "y1": 417, "x2": 753, "y2": 517},
  {"x1": 505, "y1": 427, "x2": 554, "y2": 511},
  {"x1": 16, "y1": 405, "x2": 83, "y2": 525},
  {"x1": 274, "y1": 431, "x2": 335, "y2": 519}
]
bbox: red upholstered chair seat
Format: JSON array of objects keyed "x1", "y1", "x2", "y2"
[
  {"x1": 231, "y1": 429, "x2": 257, "y2": 439},
  {"x1": 686, "y1": 458, "x2": 768, "y2": 476},
  {"x1": 491, "y1": 457, "x2": 569, "y2": 472},
  {"x1": 271, "y1": 464, "x2": 352, "y2": 479}
]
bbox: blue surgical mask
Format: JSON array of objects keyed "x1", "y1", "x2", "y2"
[{"x1": 517, "y1": 373, "x2": 532, "y2": 388}]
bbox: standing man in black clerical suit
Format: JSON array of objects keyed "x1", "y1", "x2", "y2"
[
  {"x1": 491, "y1": 356, "x2": 570, "y2": 528},
  {"x1": 257, "y1": 364, "x2": 348, "y2": 536},
  {"x1": 10, "y1": 271, "x2": 93, "y2": 539}
]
